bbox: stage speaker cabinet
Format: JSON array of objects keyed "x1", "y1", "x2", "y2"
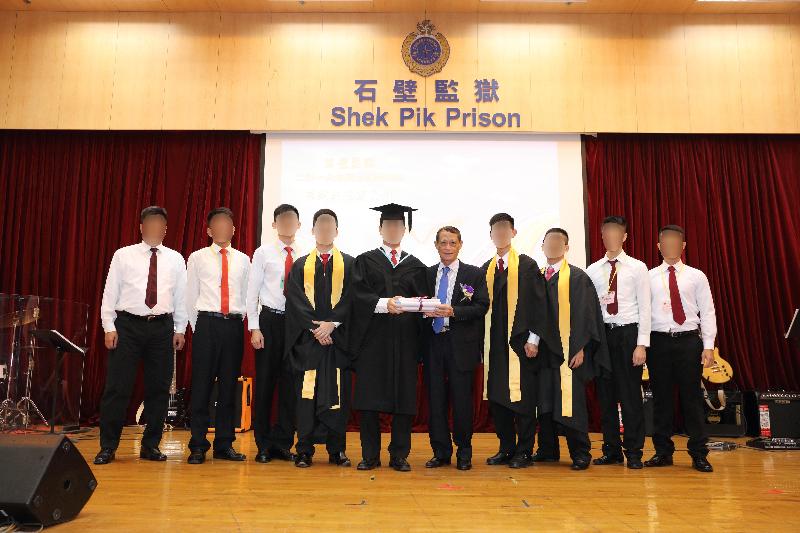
[
  {"x1": 208, "y1": 376, "x2": 252, "y2": 433},
  {"x1": 744, "y1": 391, "x2": 800, "y2": 438},
  {"x1": 0, "y1": 434, "x2": 97, "y2": 527},
  {"x1": 703, "y1": 389, "x2": 747, "y2": 437}
]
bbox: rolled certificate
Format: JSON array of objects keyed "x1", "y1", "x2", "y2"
[{"x1": 393, "y1": 297, "x2": 441, "y2": 312}]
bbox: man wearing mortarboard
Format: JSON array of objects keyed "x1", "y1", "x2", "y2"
[{"x1": 346, "y1": 203, "x2": 428, "y2": 472}]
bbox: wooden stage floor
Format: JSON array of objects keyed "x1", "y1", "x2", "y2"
[{"x1": 52, "y1": 427, "x2": 799, "y2": 532}]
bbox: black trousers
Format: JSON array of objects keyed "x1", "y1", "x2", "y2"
[
  {"x1": 649, "y1": 333, "x2": 709, "y2": 458},
  {"x1": 99, "y1": 314, "x2": 173, "y2": 450},
  {"x1": 295, "y1": 368, "x2": 351, "y2": 456},
  {"x1": 490, "y1": 401, "x2": 536, "y2": 456},
  {"x1": 359, "y1": 410, "x2": 413, "y2": 461},
  {"x1": 253, "y1": 309, "x2": 296, "y2": 452},
  {"x1": 596, "y1": 323, "x2": 645, "y2": 460},
  {"x1": 423, "y1": 332, "x2": 474, "y2": 460},
  {"x1": 535, "y1": 412, "x2": 592, "y2": 463},
  {"x1": 188, "y1": 314, "x2": 244, "y2": 453}
]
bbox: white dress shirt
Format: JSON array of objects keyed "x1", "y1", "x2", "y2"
[
  {"x1": 649, "y1": 260, "x2": 717, "y2": 349},
  {"x1": 375, "y1": 244, "x2": 406, "y2": 313},
  {"x1": 186, "y1": 243, "x2": 250, "y2": 331},
  {"x1": 433, "y1": 259, "x2": 460, "y2": 328},
  {"x1": 586, "y1": 250, "x2": 651, "y2": 346},
  {"x1": 101, "y1": 241, "x2": 188, "y2": 334},
  {"x1": 246, "y1": 240, "x2": 296, "y2": 329}
]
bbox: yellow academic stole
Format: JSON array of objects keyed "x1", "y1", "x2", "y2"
[
  {"x1": 483, "y1": 248, "x2": 521, "y2": 403},
  {"x1": 556, "y1": 260, "x2": 573, "y2": 417},
  {"x1": 300, "y1": 247, "x2": 344, "y2": 406}
]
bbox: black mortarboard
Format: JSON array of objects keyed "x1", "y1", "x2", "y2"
[{"x1": 371, "y1": 203, "x2": 417, "y2": 231}]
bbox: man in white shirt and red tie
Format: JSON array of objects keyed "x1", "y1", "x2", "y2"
[
  {"x1": 586, "y1": 215, "x2": 651, "y2": 469},
  {"x1": 185, "y1": 207, "x2": 251, "y2": 464},
  {"x1": 246, "y1": 204, "x2": 301, "y2": 463},
  {"x1": 95, "y1": 206, "x2": 188, "y2": 465},
  {"x1": 644, "y1": 225, "x2": 716, "y2": 473}
]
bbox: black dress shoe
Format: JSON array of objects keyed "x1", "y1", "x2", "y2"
[
  {"x1": 254, "y1": 451, "x2": 272, "y2": 464},
  {"x1": 93, "y1": 448, "x2": 115, "y2": 465},
  {"x1": 509, "y1": 453, "x2": 535, "y2": 469},
  {"x1": 187, "y1": 451, "x2": 206, "y2": 464},
  {"x1": 425, "y1": 456, "x2": 452, "y2": 468},
  {"x1": 627, "y1": 458, "x2": 644, "y2": 469},
  {"x1": 592, "y1": 454, "x2": 624, "y2": 465},
  {"x1": 456, "y1": 457, "x2": 472, "y2": 471},
  {"x1": 644, "y1": 454, "x2": 674, "y2": 468},
  {"x1": 571, "y1": 460, "x2": 590, "y2": 471},
  {"x1": 268, "y1": 447, "x2": 295, "y2": 462},
  {"x1": 531, "y1": 451, "x2": 560, "y2": 463},
  {"x1": 213, "y1": 448, "x2": 246, "y2": 461},
  {"x1": 486, "y1": 451, "x2": 513, "y2": 466},
  {"x1": 139, "y1": 446, "x2": 167, "y2": 461},
  {"x1": 295, "y1": 453, "x2": 312, "y2": 468},
  {"x1": 329, "y1": 452, "x2": 351, "y2": 467},
  {"x1": 357, "y1": 458, "x2": 381, "y2": 470},
  {"x1": 692, "y1": 457, "x2": 714, "y2": 473},
  {"x1": 389, "y1": 457, "x2": 411, "y2": 472}
]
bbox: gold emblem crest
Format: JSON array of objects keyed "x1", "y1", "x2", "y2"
[{"x1": 402, "y1": 20, "x2": 450, "y2": 78}]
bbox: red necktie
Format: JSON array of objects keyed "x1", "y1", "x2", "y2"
[
  {"x1": 320, "y1": 253, "x2": 331, "y2": 268},
  {"x1": 284, "y1": 246, "x2": 293, "y2": 295},
  {"x1": 607, "y1": 259, "x2": 619, "y2": 315},
  {"x1": 545, "y1": 266, "x2": 555, "y2": 281},
  {"x1": 390, "y1": 249, "x2": 398, "y2": 266},
  {"x1": 220, "y1": 248, "x2": 230, "y2": 315},
  {"x1": 145, "y1": 247, "x2": 158, "y2": 308},
  {"x1": 497, "y1": 258, "x2": 504, "y2": 272},
  {"x1": 668, "y1": 265, "x2": 686, "y2": 325}
]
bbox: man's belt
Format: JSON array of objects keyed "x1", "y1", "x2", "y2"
[
  {"x1": 198, "y1": 311, "x2": 244, "y2": 320},
  {"x1": 261, "y1": 306, "x2": 285, "y2": 315},
  {"x1": 605, "y1": 322, "x2": 637, "y2": 330},
  {"x1": 117, "y1": 310, "x2": 172, "y2": 322},
  {"x1": 652, "y1": 329, "x2": 700, "y2": 338}
]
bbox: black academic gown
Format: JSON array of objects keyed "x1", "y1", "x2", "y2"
[
  {"x1": 284, "y1": 252, "x2": 355, "y2": 416},
  {"x1": 480, "y1": 254, "x2": 549, "y2": 415},
  {"x1": 537, "y1": 264, "x2": 611, "y2": 433},
  {"x1": 347, "y1": 248, "x2": 428, "y2": 416}
]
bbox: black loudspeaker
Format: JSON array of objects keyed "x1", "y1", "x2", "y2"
[
  {"x1": 0, "y1": 434, "x2": 97, "y2": 527},
  {"x1": 744, "y1": 391, "x2": 800, "y2": 438}
]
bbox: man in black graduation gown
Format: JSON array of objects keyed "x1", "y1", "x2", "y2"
[
  {"x1": 481, "y1": 213, "x2": 549, "y2": 469},
  {"x1": 532, "y1": 228, "x2": 610, "y2": 470},
  {"x1": 348, "y1": 203, "x2": 428, "y2": 472},
  {"x1": 284, "y1": 209, "x2": 354, "y2": 468},
  {"x1": 421, "y1": 226, "x2": 489, "y2": 471}
]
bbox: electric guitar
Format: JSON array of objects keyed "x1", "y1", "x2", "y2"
[{"x1": 641, "y1": 347, "x2": 733, "y2": 384}]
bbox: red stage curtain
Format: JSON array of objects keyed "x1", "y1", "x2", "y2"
[
  {"x1": 3, "y1": 130, "x2": 798, "y2": 433},
  {"x1": 0, "y1": 130, "x2": 264, "y2": 423},
  {"x1": 584, "y1": 133, "x2": 800, "y2": 393}
]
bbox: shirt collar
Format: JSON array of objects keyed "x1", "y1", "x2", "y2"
[
  {"x1": 210, "y1": 242, "x2": 235, "y2": 254},
  {"x1": 316, "y1": 247, "x2": 334, "y2": 258},
  {"x1": 547, "y1": 259, "x2": 563, "y2": 272},
  {"x1": 496, "y1": 251, "x2": 509, "y2": 264},
  {"x1": 276, "y1": 240, "x2": 296, "y2": 253},
  {"x1": 605, "y1": 249, "x2": 628, "y2": 265},
  {"x1": 382, "y1": 244, "x2": 402, "y2": 257},
  {"x1": 661, "y1": 259, "x2": 684, "y2": 271},
  {"x1": 141, "y1": 241, "x2": 163, "y2": 252},
  {"x1": 439, "y1": 259, "x2": 459, "y2": 274}
]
